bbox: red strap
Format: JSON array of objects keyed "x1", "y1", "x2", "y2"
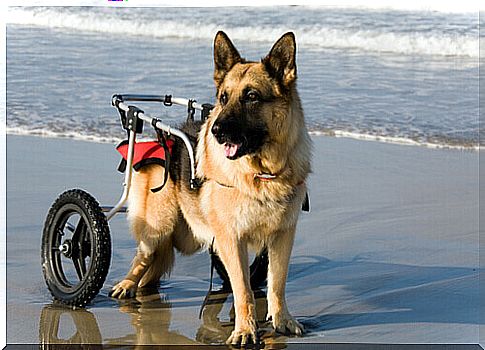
[{"x1": 116, "y1": 140, "x2": 174, "y2": 168}]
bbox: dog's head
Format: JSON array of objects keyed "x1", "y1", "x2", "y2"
[{"x1": 210, "y1": 31, "x2": 298, "y2": 160}]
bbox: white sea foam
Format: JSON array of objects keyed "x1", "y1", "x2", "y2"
[
  {"x1": 6, "y1": 126, "x2": 123, "y2": 144},
  {"x1": 308, "y1": 130, "x2": 480, "y2": 151},
  {"x1": 7, "y1": 7, "x2": 479, "y2": 57},
  {"x1": 7, "y1": 126, "x2": 479, "y2": 151}
]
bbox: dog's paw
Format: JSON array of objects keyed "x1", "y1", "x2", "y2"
[
  {"x1": 226, "y1": 329, "x2": 259, "y2": 347},
  {"x1": 226, "y1": 320, "x2": 259, "y2": 347},
  {"x1": 109, "y1": 280, "x2": 137, "y2": 299},
  {"x1": 267, "y1": 311, "x2": 304, "y2": 336}
]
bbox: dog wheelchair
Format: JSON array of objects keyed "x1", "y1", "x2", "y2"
[{"x1": 41, "y1": 94, "x2": 269, "y2": 308}]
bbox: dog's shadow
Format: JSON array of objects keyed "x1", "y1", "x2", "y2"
[{"x1": 286, "y1": 254, "x2": 481, "y2": 338}]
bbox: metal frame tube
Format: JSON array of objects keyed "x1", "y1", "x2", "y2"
[
  {"x1": 106, "y1": 95, "x2": 203, "y2": 221},
  {"x1": 106, "y1": 130, "x2": 136, "y2": 221},
  {"x1": 114, "y1": 94, "x2": 204, "y2": 111},
  {"x1": 137, "y1": 114, "x2": 197, "y2": 186},
  {"x1": 171, "y1": 97, "x2": 204, "y2": 111},
  {"x1": 115, "y1": 100, "x2": 198, "y2": 189}
]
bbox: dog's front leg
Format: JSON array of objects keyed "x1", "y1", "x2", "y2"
[
  {"x1": 266, "y1": 226, "x2": 304, "y2": 336},
  {"x1": 215, "y1": 234, "x2": 258, "y2": 346}
]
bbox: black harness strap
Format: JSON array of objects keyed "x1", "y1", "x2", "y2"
[
  {"x1": 150, "y1": 121, "x2": 172, "y2": 193},
  {"x1": 302, "y1": 192, "x2": 310, "y2": 212},
  {"x1": 199, "y1": 237, "x2": 216, "y2": 319}
]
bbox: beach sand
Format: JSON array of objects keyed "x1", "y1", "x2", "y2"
[{"x1": 6, "y1": 134, "x2": 480, "y2": 346}]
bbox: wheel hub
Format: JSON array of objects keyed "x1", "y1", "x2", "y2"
[{"x1": 59, "y1": 239, "x2": 73, "y2": 258}]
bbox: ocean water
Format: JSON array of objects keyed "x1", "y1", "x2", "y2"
[{"x1": 6, "y1": 6, "x2": 481, "y2": 148}]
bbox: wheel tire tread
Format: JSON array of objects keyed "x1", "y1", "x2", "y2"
[{"x1": 41, "y1": 189, "x2": 111, "y2": 308}]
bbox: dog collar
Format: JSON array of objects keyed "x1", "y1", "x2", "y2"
[
  {"x1": 213, "y1": 174, "x2": 276, "y2": 188},
  {"x1": 215, "y1": 180, "x2": 234, "y2": 188},
  {"x1": 255, "y1": 172, "x2": 306, "y2": 189},
  {"x1": 212, "y1": 173, "x2": 277, "y2": 187},
  {"x1": 254, "y1": 173, "x2": 278, "y2": 181}
]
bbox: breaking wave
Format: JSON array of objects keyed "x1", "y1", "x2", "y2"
[{"x1": 7, "y1": 7, "x2": 479, "y2": 57}]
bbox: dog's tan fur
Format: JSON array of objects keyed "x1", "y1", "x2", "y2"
[{"x1": 110, "y1": 31, "x2": 311, "y2": 345}]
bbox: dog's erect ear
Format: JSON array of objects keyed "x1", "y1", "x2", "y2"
[
  {"x1": 262, "y1": 32, "x2": 297, "y2": 88},
  {"x1": 214, "y1": 31, "x2": 242, "y2": 88}
]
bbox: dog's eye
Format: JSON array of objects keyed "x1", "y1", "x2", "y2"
[
  {"x1": 246, "y1": 91, "x2": 260, "y2": 102},
  {"x1": 220, "y1": 92, "x2": 228, "y2": 105}
]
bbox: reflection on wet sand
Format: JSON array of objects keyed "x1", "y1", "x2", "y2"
[
  {"x1": 39, "y1": 288, "x2": 289, "y2": 348},
  {"x1": 197, "y1": 288, "x2": 287, "y2": 348},
  {"x1": 106, "y1": 287, "x2": 199, "y2": 346},
  {"x1": 39, "y1": 304, "x2": 103, "y2": 348}
]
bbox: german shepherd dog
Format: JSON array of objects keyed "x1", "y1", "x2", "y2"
[{"x1": 110, "y1": 31, "x2": 312, "y2": 345}]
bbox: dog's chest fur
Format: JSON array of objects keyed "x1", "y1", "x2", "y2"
[
  {"x1": 229, "y1": 186, "x2": 303, "y2": 239},
  {"x1": 179, "y1": 180, "x2": 304, "y2": 248}
]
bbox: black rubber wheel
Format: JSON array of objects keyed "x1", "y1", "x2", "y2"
[
  {"x1": 41, "y1": 189, "x2": 111, "y2": 307},
  {"x1": 213, "y1": 248, "x2": 268, "y2": 290}
]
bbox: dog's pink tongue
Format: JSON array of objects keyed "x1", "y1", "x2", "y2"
[{"x1": 224, "y1": 143, "x2": 240, "y2": 158}]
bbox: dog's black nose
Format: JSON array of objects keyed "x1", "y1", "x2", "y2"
[
  {"x1": 211, "y1": 122, "x2": 223, "y2": 137},
  {"x1": 211, "y1": 118, "x2": 241, "y2": 144}
]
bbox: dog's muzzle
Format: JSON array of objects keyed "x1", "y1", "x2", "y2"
[{"x1": 211, "y1": 120, "x2": 245, "y2": 160}]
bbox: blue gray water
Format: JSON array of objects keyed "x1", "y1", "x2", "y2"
[{"x1": 6, "y1": 6, "x2": 481, "y2": 148}]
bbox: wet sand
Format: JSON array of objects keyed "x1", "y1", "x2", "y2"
[{"x1": 6, "y1": 134, "x2": 481, "y2": 346}]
